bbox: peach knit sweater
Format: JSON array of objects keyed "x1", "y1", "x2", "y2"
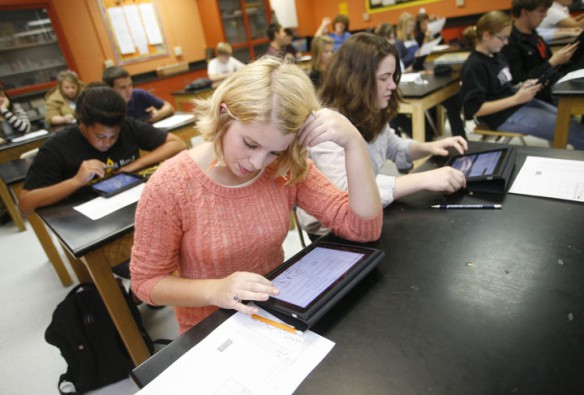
[{"x1": 131, "y1": 151, "x2": 382, "y2": 333}]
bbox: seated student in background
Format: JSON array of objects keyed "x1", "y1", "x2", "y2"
[
  {"x1": 540, "y1": 0, "x2": 584, "y2": 28},
  {"x1": 308, "y1": 35, "x2": 334, "y2": 88},
  {"x1": 461, "y1": 11, "x2": 584, "y2": 149},
  {"x1": 315, "y1": 14, "x2": 351, "y2": 51},
  {"x1": 0, "y1": 83, "x2": 31, "y2": 144},
  {"x1": 19, "y1": 83, "x2": 186, "y2": 215},
  {"x1": 296, "y1": 33, "x2": 467, "y2": 239},
  {"x1": 283, "y1": 28, "x2": 302, "y2": 59},
  {"x1": 415, "y1": 12, "x2": 435, "y2": 47},
  {"x1": 374, "y1": 23, "x2": 467, "y2": 139},
  {"x1": 207, "y1": 42, "x2": 245, "y2": 88},
  {"x1": 266, "y1": 22, "x2": 289, "y2": 59},
  {"x1": 502, "y1": 0, "x2": 578, "y2": 105},
  {"x1": 44, "y1": 70, "x2": 85, "y2": 127},
  {"x1": 129, "y1": 57, "x2": 382, "y2": 333},
  {"x1": 375, "y1": 23, "x2": 409, "y2": 70},
  {"x1": 102, "y1": 66, "x2": 174, "y2": 123}
]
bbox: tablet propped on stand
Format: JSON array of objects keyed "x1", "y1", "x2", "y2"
[
  {"x1": 256, "y1": 241, "x2": 384, "y2": 331},
  {"x1": 446, "y1": 147, "x2": 517, "y2": 193}
]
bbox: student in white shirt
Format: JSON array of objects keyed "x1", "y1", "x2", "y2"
[
  {"x1": 540, "y1": 0, "x2": 584, "y2": 28},
  {"x1": 207, "y1": 42, "x2": 245, "y2": 88}
]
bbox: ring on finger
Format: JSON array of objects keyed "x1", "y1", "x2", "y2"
[{"x1": 233, "y1": 294, "x2": 240, "y2": 303}]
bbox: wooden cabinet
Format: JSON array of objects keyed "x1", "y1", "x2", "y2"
[
  {"x1": 217, "y1": 0, "x2": 272, "y2": 62},
  {"x1": 0, "y1": 7, "x2": 71, "y2": 95}
]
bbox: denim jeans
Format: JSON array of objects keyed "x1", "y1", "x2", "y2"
[{"x1": 497, "y1": 99, "x2": 584, "y2": 150}]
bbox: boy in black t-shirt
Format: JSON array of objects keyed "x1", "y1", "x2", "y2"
[{"x1": 19, "y1": 83, "x2": 185, "y2": 215}]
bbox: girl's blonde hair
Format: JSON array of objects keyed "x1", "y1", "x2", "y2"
[
  {"x1": 396, "y1": 12, "x2": 414, "y2": 41},
  {"x1": 462, "y1": 11, "x2": 512, "y2": 48},
  {"x1": 310, "y1": 35, "x2": 334, "y2": 72},
  {"x1": 56, "y1": 69, "x2": 84, "y2": 97},
  {"x1": 194, "y1": 56, "x2": 321, "y2": 185}
]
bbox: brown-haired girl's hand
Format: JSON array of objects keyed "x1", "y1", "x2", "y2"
[
  {"x1": 425, "y1": 136, "x2": 468, "y2": 157},
  {"x1": 417, "y1": 166, "x2": 466, "y2": 194},
  {"x1": 212, "y1": 271, "x2": 280, "y2": 315}
]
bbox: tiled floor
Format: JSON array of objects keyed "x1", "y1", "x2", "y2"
[{"x1": 0, "y1": 123, "x2": 555, "y2": 394}]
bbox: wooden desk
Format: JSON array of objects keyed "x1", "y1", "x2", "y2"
[
  {"x1": 399, "y1": 72, "x2": 461, "y2": 143},
  {"x1": 171, "y1": 88, "x2": 214, "y2": 112},
  {"x1": 552, "y1": 77, "x2": 584, "y2": 148},
  {"x1": 37, "y1": 191, "x2": 150, "y2": 365},
  {"x1": 0, "y1": 133, "x2": 50, "y2": 164},
  {"x1": 132, "y1": 142, "x2": 584, "y2": 394},
  {"x1": 155, "y1": 112, "x2": 199, "y2": 148}
]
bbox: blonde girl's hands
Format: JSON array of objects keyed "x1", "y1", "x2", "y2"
[
  {"x1": 298, "y1": 108, "x2": 362, "y2": 151},
  {"x1": 424, "y1": 136, "x2": 468, "y2": 157},
  {"x1": 211, "y1": 272, "x2": 280, "y2": 315}
]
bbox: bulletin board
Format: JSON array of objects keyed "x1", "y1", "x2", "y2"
[
  {"x1": 98, "y1": 0, "x2": 169, "y2": 64},
  {"x1": 367, "y1": 0, "x2": 442, "y2": 14}
]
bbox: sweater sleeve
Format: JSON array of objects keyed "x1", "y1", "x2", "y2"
[
  {"x1": 2, "y1": 103, "x2": 31, "y2": 133},
  {"x1": 130, "y1": 165, "x2": 185, "y2": 304},
  {"x1": 295, "y1": 162, "x2": 382, "y2": 242}
]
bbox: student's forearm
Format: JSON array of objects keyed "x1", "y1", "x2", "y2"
[
  {"x1": 160, "y1": 101, "x2": 174, "y2": 118},
  {"x1": 475, "y1": 96, "x2": 520, "y2": 117},
  {"x1": 121, "y1": 137, "x2": 185, "y2": 172},
  {"x1": 407, "y1": 141, "x2": 434, "y2": 161},
  {"x1": 149, "y1": 275, "x2": 217, "y2": 307},
  {"x1": 19, "y1": 179, "x2": 83, "y2": 215},
  {"x1": 393, "y1": 173, "x2": 427, "y2": 200},
  {"x1": 344, "y1": 139, "x2": 382, "y2": 218}
]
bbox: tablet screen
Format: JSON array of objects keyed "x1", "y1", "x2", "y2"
[
  {"x1": 91, "y1": 173, "x2": 143, "y2": 196},
  {"x1": 271, "y1": 246, "x2": 365, "y2": 309},
  {"x1": 449, "y1": 150, "x2": 504, "y2": 178}
]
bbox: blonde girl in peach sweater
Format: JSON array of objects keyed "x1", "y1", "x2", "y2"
[{"x1": 130, "y1": 56, "x2": 383, "y2": 333}]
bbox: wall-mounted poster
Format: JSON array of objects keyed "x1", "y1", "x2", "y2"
[
  {"x1": 367, "y1": 0, "x2": 442, "y2": 14},
  {"x1": 98, "y1": 0, "x2": 168, "y2": 64}
]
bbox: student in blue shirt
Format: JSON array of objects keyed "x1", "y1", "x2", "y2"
[
  {"x1": 315, "y1": 14, "x2": 351, "y2": 51},
  {"x1": 102, "y1": 66, "x2": 174, "y2": 123}
]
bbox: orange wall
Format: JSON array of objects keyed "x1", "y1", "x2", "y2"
[
  {"x1": 295, "y1": 0, "x2": 512, "y2": 36},
  {"x1": 0, "y1": 0, "x2": 208, "y2": 83}
]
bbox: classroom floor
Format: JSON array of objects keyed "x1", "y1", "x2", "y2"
[{"x1": 0, "y1": 123, "x2": 555, "y2": 395}]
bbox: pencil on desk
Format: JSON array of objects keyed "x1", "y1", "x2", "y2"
[{"x1": 251, "y1": 314, "x2": 303, "y2": 336}]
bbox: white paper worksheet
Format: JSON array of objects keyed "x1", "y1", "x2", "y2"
[
  {"x1": 509, "y1": 156, "x2": 584, "y2": 202},
  {"x1": 73, "y1": 183, "x2": 145, "y2": 220},
  {"x1": 136, "y1": 309, "x2": 335, "y2": 395}
]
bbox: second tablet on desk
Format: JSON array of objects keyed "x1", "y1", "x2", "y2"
[
  {"x1": 446, "y1": 147, "x2": 517, "y2": 193},
  {"x1": 256, "y1": 241, "x2": 385, "y2": 332},
  {"x1": 90, "y1": 172, "x2": 145, "y2": 197}
]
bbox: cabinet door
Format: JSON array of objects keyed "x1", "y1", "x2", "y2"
[
  {"x1": 244, "y1": 0, "x2": 268, "y2": 41},
  {"x1": 0, "y1": 8, "x2": 68, "y2": 91},
  {"x1": 218, "y1": 0, "x2": 247, "y2": 45}
]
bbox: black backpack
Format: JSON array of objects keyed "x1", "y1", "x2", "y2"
[{"x1": 45, "y1": 282, "x2": 154, "y2": 394}]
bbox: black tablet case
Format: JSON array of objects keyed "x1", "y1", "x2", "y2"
[
  {"x1": 464, "y1": 147, "x2": 517, "y2": 194},
  {"x1": 257, "y1": 241, "x2": 385, "y2": 331}
]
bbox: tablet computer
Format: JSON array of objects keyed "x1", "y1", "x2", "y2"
[
  {"x1": 90, "y1": 172, "x2": 144, "y2": 197},
  {"x1": 446, "y1": 147, "x2": 516, "y2": 193},
  {"x1": 256, "y1": 241, "x2": 384, "y2": 331}
]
